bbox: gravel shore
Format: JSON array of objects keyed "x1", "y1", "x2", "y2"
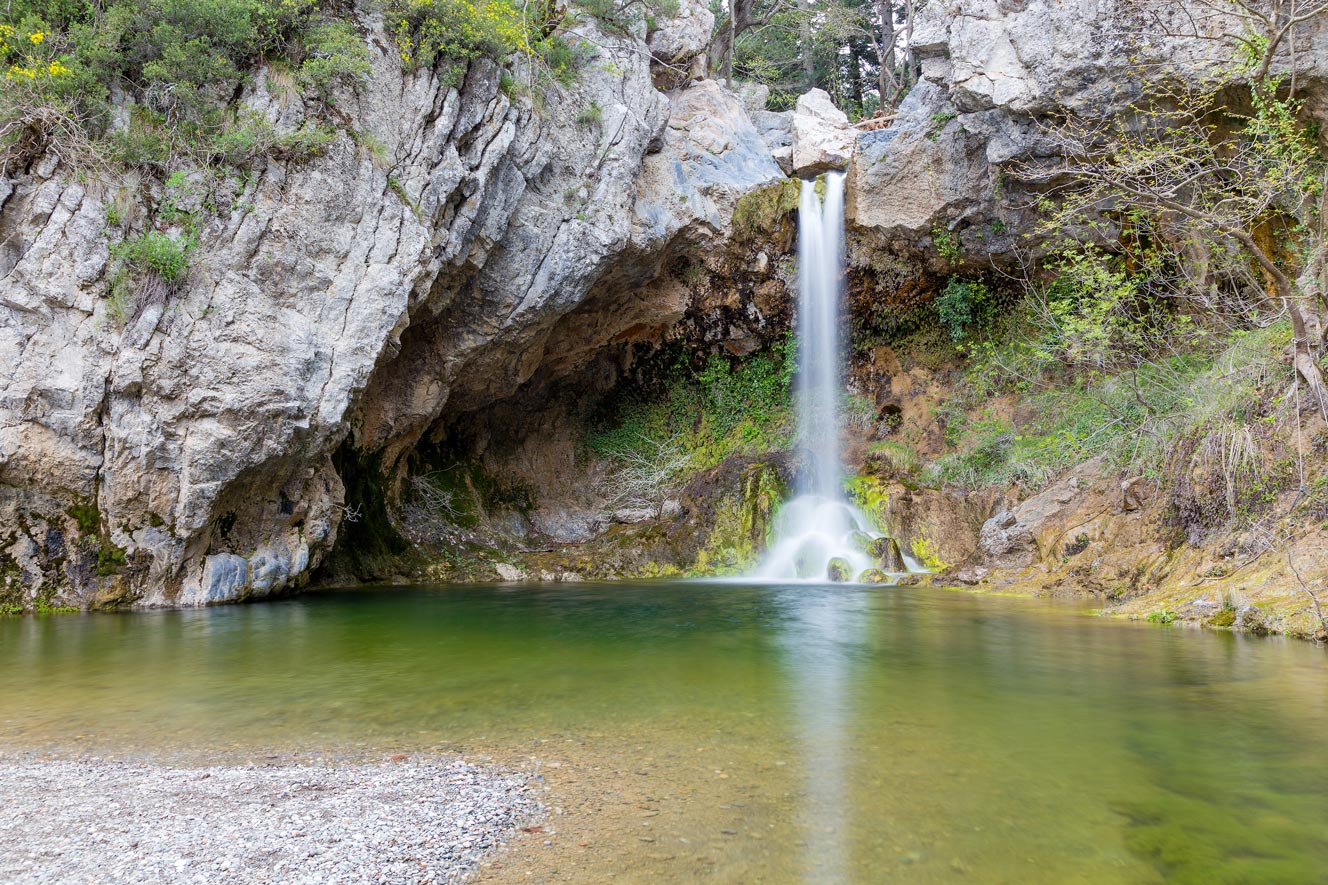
[{"x1": 0, "y1": 756, "x2": 542, "y2": 884}]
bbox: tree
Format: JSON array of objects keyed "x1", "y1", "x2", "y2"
[
  {"x1": 1029, "y1": 0, "x2": 1328, "y2": 412},
  {"x1": 708, "y1": 0, "x2": 922, "y2": 113}
]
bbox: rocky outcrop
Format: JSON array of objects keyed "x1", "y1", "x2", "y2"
[
  {"x1": 791, "y1": 89, "x2": 856, "y2": 175},
  {"x1": 648, "y1": 0, "x2": 714, "y2": 81},
  {"x1": 0, "y1": 14, "x2": 783, "y2": 610},
  {"x1": 7, "y1": 0, "x2": 1326, "y2": 613},
  {"x1": 847, "y1": 0, "x2": 1328, "y2": 266},
  {"x1": 941, "y1": 455, "x2": 1328, "y2": 640}
]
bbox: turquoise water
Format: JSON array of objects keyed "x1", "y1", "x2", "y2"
[{"x1": 2, "y1": 581, "x2": 1326, "y2": 882}]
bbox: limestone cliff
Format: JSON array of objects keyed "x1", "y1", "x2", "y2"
[
  {"x1": 3, "y1": 0, "x2": 1327, "y2": 621},
  {"x1": 0, "y1": 9, "x2": 781, "y2": 609}
]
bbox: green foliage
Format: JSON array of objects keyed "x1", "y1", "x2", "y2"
[
  {"x1": 80, "y1": 0, "x2": 316, "y2": 121},
  {"x1": 920, "y1": 299, "x2": 1292, "y2": 493},
  {"x1": 935, "y1": 276, "x2": 990, "y2": 341},
  {"x1": 1031, "y1": 247, "x2": 1199, "y2": 374},
  {"x1": 724, "y1": 0, "x2": 872, "y2": 112},
  {"x1": 1146, "y1": 610, "x2": 1176, "y2": 624},
  {"x1": 96, "y1": 543, "x2": 127, "y2": 576},
  {"x1": 931, "y1": 225, "x2": 959, "y2": 265},
  {"x1": 575, "y1": 0, "x2": 677, "y2": 35},
  {"x1": 866, "y1": 440, "x2": 921, "y2": 477},
  {"x1": 299, "y1": 19, "x2": 370, "y2": 99},
  {"x1": 2, "y1": 0, "x2": 360, "y2": 182},
  {"x1": 841, "y1": 394, "x2": 878, "y2": 431},
  {"x1": 575, "y1": 100, "x2": 602, "y2": 127},
  {"x1": 111, "y1": 229, "x2": 195, "y2": 282},
  {"x1": 534, "y1": 33, "x2": 579, "y2": 86},
  {"x1": 588, "y1": 337, "x2": 796, "y2": 479},
  {"x1": 389, "y1": 0, "x2": 531, "y2": 69},
  {"x1": 928, "y1": 110, "x2": 956, "y2": 140}
]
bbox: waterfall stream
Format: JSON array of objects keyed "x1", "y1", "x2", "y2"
[{"x1": 757, "y1": 173, "x2": 918, "y2": 582}]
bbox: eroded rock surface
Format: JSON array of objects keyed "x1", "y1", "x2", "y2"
[
  {"x1": 791, "y1": 88, "x2": 856, "y2": 175},
  {"x1": 0, "y1": 14, "x2": 783, "y2": 609}
]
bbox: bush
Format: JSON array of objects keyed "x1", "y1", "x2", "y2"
[
  {"x1": 389, "y1": 0, "x2": 530, "y2": 69},
  {"x1": 3, "y1": 0, "x2": 359, "y2": 153},
  {"x1": 589, "y1": 337, "x2": 796, "y2": 479},
  {"x1": 936, "y1": 276, "x2": 991, "y2": 341},
  {"x1": 299, "y1": 19, "x2": 370, "y2": 99},
  {"x1": 111, "y1": 230, "x2": 195, "y2": 282}
]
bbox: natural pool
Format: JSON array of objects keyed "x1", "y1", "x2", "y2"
[{"x1": 2, "y1": 581, "x2": 1326, "y2": 883}]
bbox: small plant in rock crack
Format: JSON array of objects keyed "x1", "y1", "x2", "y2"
[
  {"x1": 1064, "y1": 533, "x2": 1090, "y2": 557},
  {"x1": 576, "y1": 101, "x2": 603, "y2": 127}
]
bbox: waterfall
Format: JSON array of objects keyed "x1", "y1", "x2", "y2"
[{"x1": 756, "y1": 172, "x2": 914, "y2": 583}]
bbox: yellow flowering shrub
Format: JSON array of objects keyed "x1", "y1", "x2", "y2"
[
  {"x1": 390, "y1": 0, "x2": 530, "y2": 70},
  {"x1": 1, "y1": 19, "x2": 71, "y2": 84}
]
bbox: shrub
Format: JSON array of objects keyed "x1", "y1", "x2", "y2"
[
  {"x1": 936, "y1": 276, "x2": 990, "y2": 341},
  {"x1": 866, "y1": 440, "x2": 921, "y2": 477},
  {"x1": 589, "y1": 337, "x2": 796, "y2": 479},
  {"x1": 111, "y1": 230, "x2": 195, "y2": 282},
  {"x1": 389, "y1": 0, "x2": 530, "y2": 69},
  {"x1": 575, "y1": 101, "x2": 602, "y2": 127},
  {"x1": 299, "y1": 18, "x2": 370, "y2": 99}
]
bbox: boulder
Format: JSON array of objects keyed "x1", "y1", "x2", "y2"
[
  {"x1": 826, "y1": 557, "x2": 852, "y2": 582},
  {"x1": 978, "y1": 509, "x2": 1038, "y2": 570},
  {"x1": 791, "y1": 89, "x2": 856, "y2": 175},
  {"x1": 647, "y1": 0, "x2": 714, "y2": 73},
  {"x1": 868, "y1": 536, "x2": 906, "y2": 571}
]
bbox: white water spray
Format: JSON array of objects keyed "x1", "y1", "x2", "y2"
[{"x1": 757, "y1": 173, "x2": 915, "y2": 582}]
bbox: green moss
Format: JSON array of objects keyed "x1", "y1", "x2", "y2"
[
  {"x1": 691, "y1": 462, "x2": 785, "y2": 576},
  {"x1": 96, "y1": 543, "x2": 126, "y2": 576},
  {"x1": 66, "y1": 503, "x2": 100, "y2": 535},
  {"x1": 1207, "y1": 607, "x2": 1237, "y2": 628},
  {"x1": 911, "y1": 537, "x2": 947, "y2": 571},
  {"x1": 846, "y1": 475, "x2": 890, "y2": 530},
  {"x1": 731, "y1": 179, "x2": 800, "y2": 243},
  {"x1": 34, "y1": 602, "x2": 78, "y2": 614},
  {"x1": 1117, "y1": 788, "x2": 1327, "y2": 884}
]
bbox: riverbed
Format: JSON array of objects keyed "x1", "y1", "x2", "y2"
[{"x1": 2, "y1": 581, "x2": 1326, "y2": 882}]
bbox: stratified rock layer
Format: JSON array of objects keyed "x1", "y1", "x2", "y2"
[{"x1": 0, "y1": 15, "x2": 779, "y2": 608}]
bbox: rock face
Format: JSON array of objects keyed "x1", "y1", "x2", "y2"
[
  {"x1": 791, "y1": 89, "x2": 856, "y2": 175},
  {"x1": 7, "y1": 0, "x2": 1325, "y2": 611},
  {"x1": 847, "y1": 0, "x2": 1328, "y2": 263},
  {"x1": 648, "y1": 0, "x2": 714, "y2": 75},
  {"x1": 0, "y1": 14, "x2": 782, "y2": 609}
]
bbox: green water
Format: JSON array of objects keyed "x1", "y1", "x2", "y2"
[{"x1": 3, "y1": 581, "x2": 1327, "y2": 882}]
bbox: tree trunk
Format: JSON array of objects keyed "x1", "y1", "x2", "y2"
[
  {"x1": 872, "y1": 0, "x2": 897, "y2": 108},
  {"x1": 848, "y1": 43, "x2": 864, "y2": 115},
  {"x1": 1289, "y1": 298, "x2": 1328, "y2": 419},
  {"x1": 799, "y1": 0, "x2": 815, "y2": 89},
  {"x1": 726, "y1": 0, "x2": 735, "y2": 86}
]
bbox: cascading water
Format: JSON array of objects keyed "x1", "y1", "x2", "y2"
[{"x1": 757, "y1": 172, "x2": 914, "y2": 583}]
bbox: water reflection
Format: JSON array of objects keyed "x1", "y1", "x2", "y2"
[
  {"x1": 2, "y1": 583, "x2": 1327, "y2": 882},
  {"x1": 774, "y1": 584, "x2": 871, "y2": 880}
]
